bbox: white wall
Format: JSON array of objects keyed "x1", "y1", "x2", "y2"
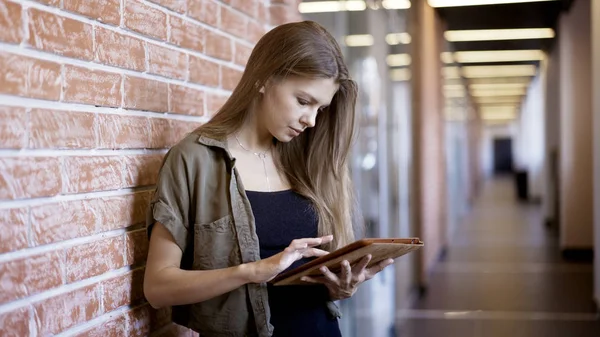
[
  {"x1": 559, "y1": 0, "x2": 594, "y2": 249},
  {"x1": 591, "y1": 0, "x2": 600, "y2": 309}
]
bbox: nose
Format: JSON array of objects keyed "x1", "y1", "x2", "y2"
[{"x1": 300, "y1": 109, "x2": 318, "y2": 129}]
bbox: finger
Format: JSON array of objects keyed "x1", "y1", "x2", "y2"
[
  {"x1": 352, "y1": 254, "x2": 372, "y2": 275},
  {"x1": 340, "y1": 260, "x2": 352, "y2": 288},
  {"x1": 320, "y1": 266, "x2": 339, "y2": 284},
  {"x1": 367, "y1": 258, "x2": 395, "y2": 277},
  {"x1": 290, "y1": 235, "x2": 333, "y2": 249},
  {"x1": 301, "y1": 248, "x2": 330, "y2": 258},
  {"x1": 300, "y1": 276, "x2": 326, "y2": 284}
]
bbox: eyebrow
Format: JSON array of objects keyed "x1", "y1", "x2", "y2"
[{"x1": 298, "y1": 91, "x2": 330, "y2": 108}]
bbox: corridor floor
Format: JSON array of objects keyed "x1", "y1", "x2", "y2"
[{"x1": 396, "y1": 177, "x2": 600, "y2": 337}]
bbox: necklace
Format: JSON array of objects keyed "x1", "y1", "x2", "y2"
[{"x1": 234, "y1": 134, "x2": 272, "y2": 192}]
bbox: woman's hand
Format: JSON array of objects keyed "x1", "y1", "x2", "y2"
[
  {"x1": 246, "y1": 235, "x2": 333, "y2": 284},
  {"x1": 300, "y1": 255, "x2": 394, "y2": 301}
]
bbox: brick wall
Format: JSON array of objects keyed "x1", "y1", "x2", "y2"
[{"x1": 0, "y1": 1, "x2": 301, "y2": 336}]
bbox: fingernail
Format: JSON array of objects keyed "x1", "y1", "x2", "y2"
[{"x1": 301, "y1": 277, "x2": 307, "y2": 281}]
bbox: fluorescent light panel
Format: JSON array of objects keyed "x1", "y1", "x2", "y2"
[
  {"x1": 429, "y1": 0, "x2": 558, "y2": 8},
  {"x1": 468, "y1": 77, "x2": 532, "y2": 85},
  {"x1": 344, "y1": 34, "x2": 373, "y2": 46},
  {"x1": 448, "y1": 50, "x2": 545, "y2": 63},
  {"x1": 386, "y1": 32, "x2": 412, "y2": 45},
  {"x1": 462, "y1": 64, "x2": 537, "y2": 78},
  {"x1": 390, "y1": 68, "x2": 411, "y2": 81},
  {"x1": 299, "y1": 1, "x2": 366, "y2": 13},
  {"x1": 445, "y1": 28, "x2": 555, "y2": 42},
  {"x1": 471, "y1": 88, "x2": 527, "y2": 97},
  {"x1": 387, "y1": 53, "x2": 412, "y2": 67},
  {"x1": 382, "y1": 0, "x2": 412, "y2": 9},
  {"x1": 470, "y1": 83, "x2": 529, "y2": 90},
  {"x1": 475, "y1": 96, "x2": 523, "y2": 104},
  {"x1": 443, "y1": 66, "x2": 461, "y2": 79}
]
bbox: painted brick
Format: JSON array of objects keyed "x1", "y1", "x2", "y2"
[
  {"x1": 126, "y1": 229, "x2": 150, "y2": 265},
  {"x1": 126, "y1": 305, "x2": 151, "y2": 337},
  {"x1": 95, "y1": 27, "x2": 146, "y2": 71},
  {"x1": 248, "y1": 19, "x2": 266, "y2": 44},
  {"x1": 168, "y1": 84, "x2": 204, "y2": 116},
  {"x1": 29, "y1": 109, "x2": 96, "y2": 149},
  {"x1": 0, "y1": 251, "x2": 63, "y2": 303},
  {"x1": 72, "y1": 314, "x2": 127, "y2": 337},
  {"x1": 65, "y1": 235, "x2": 126, "y2": 282},
  {"x1": 97, "y1": 114, "x2": 150, "y2": 149},
  {"x1": 0, "y1": 208, "x2": 28, "y2": 253},
  {"x1": 33, "y1": 284, "x2": 102, "y2": 335},
  {"x1": 0, "y1": 0, "x2": 23, "y2": 44},
  {"x1": 206, "y1": 92, "x2": 229, "y2": 116},
  {"x1": 221, "y1": 66, "x2": 242, "y2": 91},
  {"x1": 123, "y1": 154, "x2": 163, "y2": 187},
  {"x1": 234, "y1": 42, "x2": 253, "y2": 66},
  {"x1": 102, "y1": 269, "x2": 145, "y2": 311},
  {"x1": 188, "y1": 0, "x2": 219, "y2": 27},
  {"x1": 63, "y1": 65, "x2": 122, "y2": 107},
  {"x1": 0, "y1": 106, "x2": 27, "y2": 149},
  {"x1": 0, "y1": 157, "x2": 61, "y2": 200},
  {"x1": 169, "y1": 16, "x2": 205, "y2": 53},
  {"x1": 150, "y1": 118, "x2": 201, "y2": 148},
  {"x1": 97, "y1": 192, "x2": 152, "y2": 232},
  {"x1": 225, "y1": 0, "x2": 258, "y2": 17},
  {"x1": 148, "y1": 0, "x2": 186, "y2": 13},
  {"x1": 27, "y1": 8, "x2": 94, "y2": 60},
  {"x1": 30, "y1": 199, "x2": 97, "y2": 245},
  {"x1": 124, "y1": 76, "x2": 169, "y2": 112},
  {"x1": 0, "y1": 52, "x2": 61, "y2": 100},
  {"x1": 220, "y1": 6, "x2": 247, "y2": 38},
  {"x1": 205, "y1": 30, "x2": 232, "y2": 61},
  {"x1": 147, "y1": 43, "x2": 187, "y2": 80},
  {"x1": 0, "y1": 307, "x2": 31, "y2": 337},
  {"x1": 269, "y1": 3, "x2": 301, "y2": 26},
  {"x1": 63, "y1": 156, "x2": 124, "y2": 194},
  {"x1": 124, "y1": 0, "x2": 167, "y2": 40},
  {"x1": 189, "y1": 55, "x2": 219, "y2": 87},
  {"x1": 63, "y1": 0, "x2": 121, "y2": 25}
]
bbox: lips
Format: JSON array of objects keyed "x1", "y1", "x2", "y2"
[{"x1": 290, "y1": 127, "x2": 302, "y2": 136}]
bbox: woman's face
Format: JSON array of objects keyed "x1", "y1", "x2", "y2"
[{"x1": 257, "y1": 76, "x2": 339, "y2": 142}]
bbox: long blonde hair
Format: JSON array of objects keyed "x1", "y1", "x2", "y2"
[{"x1": 198, "y1": 21, "x2": 359, "y2": 251}]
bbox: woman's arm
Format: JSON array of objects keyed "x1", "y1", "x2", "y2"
[{"x1": 143, "y1": 222, "x2": 332, "y2": 309}]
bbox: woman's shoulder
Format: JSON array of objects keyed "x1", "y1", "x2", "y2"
[{"x1": 167, "y1": 130, "x2": 228, "y2": 162}]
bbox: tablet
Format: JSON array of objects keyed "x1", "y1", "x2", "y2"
[{"x1": 269, "y1": 238, "x2": 424, "y2": 286}]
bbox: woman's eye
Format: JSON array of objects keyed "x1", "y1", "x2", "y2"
[{"x1": 297, "y1": 98, "x2": 309, "y2": 106}]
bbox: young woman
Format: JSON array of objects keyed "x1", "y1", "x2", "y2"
[{"x1": 144, "y1": 20, "x2": 394, "y2": 337}]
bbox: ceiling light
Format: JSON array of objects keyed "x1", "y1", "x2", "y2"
[
  {"x1": 390, "y1": 68, "x2": 411, "y2": 81},
  {"x1": 441, "y1": 52, "x2": 455, "y2": 64},
  {"x1": 468, "y1": 77, "x2": 532, "y2": 85},
  {"x1": 471, "y1": 88, "x2": 527, "y2": 97},
  {"x1": 452, "y1": 50, "x2": 545, "y2": 63},
  {"x1": 344, "y1": 34, "x2": 373, "y2": 47},
  {"x1": 387, "y1": 53, "x2": 412, "y2": 67},
  {"x1": 382, "y1": 0, "x2": 412, "y2": 9},
  {"x1": 444, "y1": 28, "x2": 555, "y2": 42},
  {"x1": 386, "y1": 32, "x2": 412, "y2": 45},
  {"x1": 444, "y1": 84, "x2": 466, "y2": 90},
  {"x1": 443, "y1": 66, "x2": 461, "y2": 79},
  {"x1": 428, "y1": 0, "x2": 558, "y2": 8},
  {"x1": 475, "y1": 96, "x2": 523, "y2": 104},
  {"x1": 462, "y1": 65, "x2": 537, "y2": 78},
  {"x1": 298, "y1": 1, "x2": 366, "y2": 13},
  {"x1": 470, "y1": 83, "x2": 529, "y2": 90}
]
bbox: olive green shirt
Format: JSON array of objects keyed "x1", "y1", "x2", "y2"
[{"x1": 146, "y1": 131, "x2": 341, "y2": 337}]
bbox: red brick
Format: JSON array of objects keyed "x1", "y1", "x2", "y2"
[
  {"x1": 97, "y1": 114, "x2": 150, "y2": 149},
  {"x1": 95, "y1": 27, "x2": 145, "y2": 71},
  {"x1": 147, "y1": 43, "x2": 187, "y2": 80},
  {"x1": 0, "y1": 0, "x2": 23, "y2": 44},
  {"x1": 98, "y1": 192, "x2": 151, "y2": 232},
  {"x1": 102, "y1": 269, "x2": 145, "y2": 311},
  {"x1": 0, "y1": 106, "x2": 27, "y2": 149},
  {"x1": 234, "y1": 42, "x2": 252, "y2": 66},
  {"x1": 0, "y1": 208, "x2": 28, "y2": 253},
  {"x1": 221, "y1": 66, "x2": 242, "y2": 91},
  {"x1": 150, "y1": 118, "x2": 201, "y2": 148},
  {"x1": 188, "y1": 0, "x2": 219, "y2": 27},
  {"x1": 0, "y1": 251, "x2": 63, "y2": 303},
  {"x1": 149, "y1": 306, "x2": 171, "y2": 330},
  {"x1": 0, "y1": 307, "x2": 31, "y2": 336},
  {"x1": 63, "y1": 0, "x2": 121, "y2": 25},
  {"x1": 148, "y1": 0, "x2": 186, "y2": 13},
  {"x1": 226, "y1": 0, "x2": 258, "y2": 17},
  {"x1": 206, "y1": 93, "x2": 229, "y2": 116},
  {"x1": 257, "y1": 2, "x2": 268, "y2": 23},
  {"x1": 189, "y1": 56, "x2": 219, "y2": 87},
  {"x1": 169, "y1": 16, "x2": 205, "y2": 53},
  {"x1": 63, "y1": 65, "x2": 122, "y2": 107},
  {"x1": 126, "y1": 305, "x2": 151, "y2": 337},
  {"x1": 168, "y1": 84, "x2": 204, "y2": 116},
  {"x1": 30, "y1": 199, "x2": 97, "y2": 245},
  {"x1": 63, "y1": 156, "x2": 124, "y2": 193},
  {"x1": 124, "y1": 0, "x2": 167, "y2": 40},
  {"x1": 220, "y1": 6, "x2": 247, "y2": 38},
  {"x1": 0, "y1": 157, "x2": 61, "y2": 199},
  {"x1": 30, "y1": 109, "x2": 95, "y2": 149},
  {"x1": 126, "y1": 230, "x2": 149, "y2": 265},
  {"x1": 73, "y1": 315, "x2": 127, "y2": 337},
  {"x1": 33, "y1": 284, "x2": 102, "y2": 335},
  {"x1": 27, "y1": 8, "x2": 93, "y2": 60},
  {"x1": 36, "y1": 0, "x2": 61, "y2": 6},
  {"x1": 205, "y1": 30, "x2": 232, "y2": 61},
  {"x1": 124, "y1": 76, "x2": 168, "y2": 112},
  {"x1": 66, "y1": 236, "x2": 126, "y2": 282},
  {"x1": 248, "y1": 20, "x2": 265, "y2": 44},
  {"x1": 0, "y1": 52, "x2": 61, "y2": 100},
  {"x1": 123, "y1": 154, "x2": 163, "y2": 187}
]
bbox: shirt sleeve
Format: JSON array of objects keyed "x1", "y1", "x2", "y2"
[{"x1": 146, "y1": 145, "x2": 191, "y2": 253}]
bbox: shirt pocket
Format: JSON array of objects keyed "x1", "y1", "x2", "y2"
[{"x1": 193, "y1": 214, "x2": 240, "y2": 269}]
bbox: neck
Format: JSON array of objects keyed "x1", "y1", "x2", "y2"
[{"x1": 233, "y1": 102, "x2": 272, "y2": 152}]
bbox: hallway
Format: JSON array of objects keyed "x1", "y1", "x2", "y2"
[{"x1": 396, "y1": 177, "x2": 600, "y2": 337}]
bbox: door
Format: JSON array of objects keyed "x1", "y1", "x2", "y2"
[{"x1": 493, "y1": 137, "x2": 514, "y2": 174}]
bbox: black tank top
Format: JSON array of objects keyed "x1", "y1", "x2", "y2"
[{"x1": 246, "y1": 190, "x2": 342, "y2": 337}]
